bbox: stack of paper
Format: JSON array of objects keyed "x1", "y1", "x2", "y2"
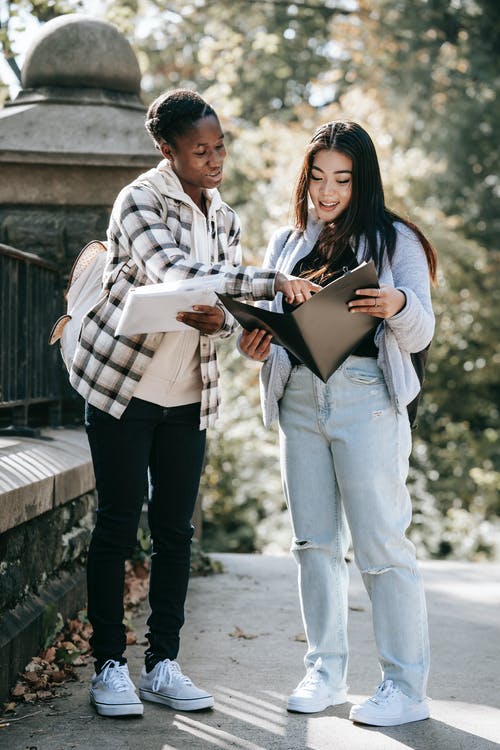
[{"x1": 115, "y1": 276, "x2": 224, "y2": 336}]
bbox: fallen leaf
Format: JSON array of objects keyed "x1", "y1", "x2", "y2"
[
  {"x1": 35, "y1": 691, "x2": 53, "y2": 701},
  {"x1": 40, "y1": 647, "x2": 57, "y2": 663},
  {"x1": 11, "y1": 684, "x2": 27, "y2": 697},
  {"x1": 2, "y1": 702, "x2": 16, "y2": 713},
  {"x1": 293, "y1": 632, "x2": 307, "y2": 642},
  {"x1": 24, "y1": 660, "x2": 42, "y2": 673},
  {"x1": 62, "y1": 666, "x2": 78, "y2": 681},
  {"x1": 133, "y1": 562, "x2": 149, "y2": 580},
  {"x1": 229, "y1": 626, "x2": 257, "y2": 640},
  {"x1": 61, "y1": 641, "x2": 77, "y2": 652},
  {"x1": 49, "y1": 671, "x2": 67, "y2": 684}
]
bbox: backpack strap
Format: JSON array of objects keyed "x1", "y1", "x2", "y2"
[{"x1": 103, "y1": 256, "x2": 132, "y2": 292}]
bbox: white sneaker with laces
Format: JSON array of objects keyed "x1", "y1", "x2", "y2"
[
  {"x1": 349, "y1": 679, "x2": 430, "y2": 726},
  {"x1": 287, "y1": 658, "x2": 347, "y2": 713},
  {"x1": 139, "y1": 659, "x2": 214, "y2": 710},
  {"x1": 89, "y1": 659, "x2": 144, "y2": 717}
]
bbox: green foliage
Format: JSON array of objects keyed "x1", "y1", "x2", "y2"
[
  {"x1": 132, "y1": 525, "x2": 152, "y2": 563},
  {"x1": 0, "y1": 0, "x2": 83, "y2": 83},
  {"x1": 133, "y1": 525, "x2": 222, "y2": 574},
  {"x1": 200, "y1": 340, "x2": 285, "y2": 554},
  {"x1": 334, "y1": 0, "x2": 500, "y2": 249},
  {"x1": 407, "y1": 225, "x2": 500, "y2": 559},
  {"x1": 115, "y1": 0, "x2": 349, "y2": 123},
  {"x1": 41, "y1": 604, "x2": 64, "y2": 649}
]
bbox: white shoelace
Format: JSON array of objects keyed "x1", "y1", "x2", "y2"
[
  {"x1": 151, "y1": 659, "x2": 193, "y2": 693},
  {"x1": 99, "y1": 660, "x2": 134, "y2": 692},
  {"x1": 370, "y1": 679, "x2": 400, "y2": 704},
  {"x1": 296, "y1": 657, "x2": 323, "y2": 691}
]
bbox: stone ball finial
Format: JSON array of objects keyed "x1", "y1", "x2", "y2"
[{"x1": 21, "y1": 14, "x2": 141, "y2": 94}]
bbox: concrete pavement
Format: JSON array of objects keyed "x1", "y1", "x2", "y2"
[{"x1": 2, "y1": 553, "x2": 500, "y2": 750}]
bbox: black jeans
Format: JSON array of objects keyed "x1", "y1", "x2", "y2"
[{"x1": 85, "y1": 398, "x2": 206, "y2": 667}]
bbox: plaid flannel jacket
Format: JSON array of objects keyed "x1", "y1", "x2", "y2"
[{"x1": 69, "y1": 162, "x2": 276, "y2": 429}]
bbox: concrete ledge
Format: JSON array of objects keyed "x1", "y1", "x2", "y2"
[
  {"x1": 0, "y1": 427, "x2": 96, "y2": 702},
  {"x1": 0, "y1": 428, "x2": 94, "y2": 533},
  {"x1": 0, "y1": 567, "x2": 87, "y2": 703}
]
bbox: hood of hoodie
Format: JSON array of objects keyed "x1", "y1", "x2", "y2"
[
  {"x1": 132, "y1": 159, "x2": 226, "y2": 266},
  {"x1": 138, "y1": 159, "x2": 223, "y2": 217}
]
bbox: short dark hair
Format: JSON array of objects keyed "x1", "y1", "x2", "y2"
[{"x1": 145, "y1": 89, "x2": 217, "y2": 147}]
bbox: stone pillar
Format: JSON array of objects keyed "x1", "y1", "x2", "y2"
[{"x1": 0, "y1": 14, "x2": 157, "y2": 270}]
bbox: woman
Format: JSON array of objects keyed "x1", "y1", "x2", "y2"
[
  {"x1": 70, "y1": 89, "x2": 315, "y2": 717},
  {"x1": 240, "y1": 120, "x2": 437, "y2": 727}
]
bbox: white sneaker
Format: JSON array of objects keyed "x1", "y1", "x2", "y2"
[
  {"x1": 139, "y1": 659, "x2": 214, "y2": 711},
  {"x1": 349, "y1": 680, "x2": 430, "y2": 726},
  {"x1": 89, "y1": 660, "x2": 144, "y2": 717},
  {"x1": 287, "y1": 658, "x2": 347, "y2": 713}
]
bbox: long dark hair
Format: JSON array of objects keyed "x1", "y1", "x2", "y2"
[
  {"x1": 293, "y1": 121, "x2": 437, "y2": 283},
  {"x1": 145, "y1": 89, "x2": 217, "y2": 148}
]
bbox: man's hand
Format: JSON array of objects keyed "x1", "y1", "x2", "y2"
[
  {"x1": 274, "y1": 272, "x2": 321, "y2": 304},
  {"x1": 176, "y1": 304, "x2": 225, "y2": 335}
]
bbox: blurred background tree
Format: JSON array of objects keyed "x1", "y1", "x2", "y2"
[{"x1": 2, "y1": 0, "x2": 499, "y2": 559}]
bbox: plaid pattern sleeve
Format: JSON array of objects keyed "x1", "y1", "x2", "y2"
[
  {"x1": 113, "y1": 186, "x2": 276, "y2": 299},
  {"x1": 69, "y1": 179, "x2": 275, "y2": 429},
  {"x1": 208, "y1": 208, "x2": 242, "y2": 340}
]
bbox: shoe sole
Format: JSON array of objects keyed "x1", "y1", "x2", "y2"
[
  {"x1": 287, "y1": 694, "x2": 347, "y2": 714},
  {"x1": 139, "y1": 688, "x2": 214, "y2": 711},
  {"x1": 90, "y1": 696, "x2": 144, "y2": 717},
  {"x1": 349, "y1": 705, "x2": 430, "y2": 727}
]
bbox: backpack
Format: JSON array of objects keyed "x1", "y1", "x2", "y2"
[
  {"x1": 48, "y1": 240, "x2": 129, "y2": 372},
  {"x1": 406, "y1": 346, "x2": 430, "y2": 429}
]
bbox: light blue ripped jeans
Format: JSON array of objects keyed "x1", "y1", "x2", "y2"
[{"x1": 278, "y1": 356, "x2": 430, "y2": 701}]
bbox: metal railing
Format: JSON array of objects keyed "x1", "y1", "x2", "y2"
[{"x1": 0, "y1": 243, "x2": 63, "y2": 430}]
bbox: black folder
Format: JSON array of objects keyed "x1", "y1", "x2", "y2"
[{"x1": 217, "y1": 261, "x2": 380, "y2": 382}]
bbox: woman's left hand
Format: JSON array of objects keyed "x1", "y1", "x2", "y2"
[
  {"x1": 347, "y1": 283, "x2": 406, "y2": 319},
  {"x1": 177, "y1": 305, "x2": 225, "y2": 335}
]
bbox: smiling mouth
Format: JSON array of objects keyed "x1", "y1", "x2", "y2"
[
  {"x1": 320, "y1": 201, "x2": 339, "y2": 209},
  {"x1": 207, "y1": 170, "x2": 222, "y2": 178}
]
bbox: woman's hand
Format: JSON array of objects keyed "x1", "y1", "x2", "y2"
[
  {"x1": 240, "y1": 328, "x2": 272, "y2": 361},
  {"x1": 274, "y1": 272, "x2": 321, "y2": 305},
  {"x1": 176, "y1": 304, "x2": 225, "y2": 335},
  {"x1": 347, "y1": 283, "x2": 406, "y2": 319}
]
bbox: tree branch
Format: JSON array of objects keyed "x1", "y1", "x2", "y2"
[
  {"x1": 0, "y1": 7, "x2": 22, "y2": 83},
  {"x1": 3, "y1": 52, "x2": 22, "y2": 81}
]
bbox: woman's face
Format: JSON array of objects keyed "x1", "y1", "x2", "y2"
[
  {"x1": 308, "y1": 149, "x2": 353, "y2": 222},
  {"x1": 161, "y1": 115, "x2": 227, "y2": 201}
]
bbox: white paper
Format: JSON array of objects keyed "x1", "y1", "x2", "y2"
[{"x1": 115, "y1": 276, "x2": 224, "y2": 336}]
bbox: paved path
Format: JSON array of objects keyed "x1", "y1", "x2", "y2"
[{"x1": 2, "y1": 554, "x2": 500, "y2": 750}]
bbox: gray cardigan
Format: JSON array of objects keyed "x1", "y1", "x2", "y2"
[{"x1": 256, "y1": 213, "x2": 435, "y2": 428}]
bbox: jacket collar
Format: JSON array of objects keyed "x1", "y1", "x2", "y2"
[{"x1": 155, "y1": 159, "x2": 223, "y2": 217}]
